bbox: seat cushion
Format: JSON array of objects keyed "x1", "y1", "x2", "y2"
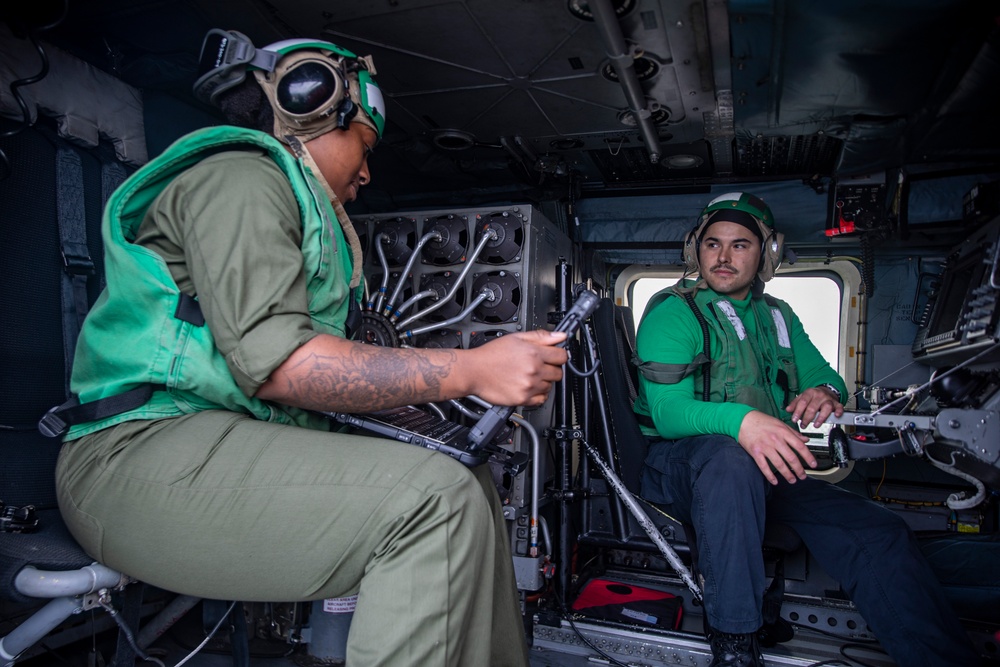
[{"x1": 0, "y1": 508, "x2": 94, "y2": 603}]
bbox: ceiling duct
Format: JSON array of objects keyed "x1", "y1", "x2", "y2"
[
  {"x1": 585, "y1": 0, "x2": 663, "y2": 164},
  {"x1": 430, "y1": 129, "x2": 477, "y2": 151}
]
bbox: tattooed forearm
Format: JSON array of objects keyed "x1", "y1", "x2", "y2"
[{"x1": 278, "y1": 344, "x2": 460, "y2": 412}]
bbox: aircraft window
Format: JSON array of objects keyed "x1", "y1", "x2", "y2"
[
  {"x1": 628, "y1": 273, "x2": 847, "y2": 472},
  {"x1": 630, "y1": 275, "x2": 842, "y2": 371}
]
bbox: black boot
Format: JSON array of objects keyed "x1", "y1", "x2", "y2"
[{"x1": 706, "y1": 627, "x2": 765, "y2": 667}]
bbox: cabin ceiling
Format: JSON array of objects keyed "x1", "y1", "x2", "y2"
[{"x1": 15, "y1": 0, "x2": 1000, "y2": 209}]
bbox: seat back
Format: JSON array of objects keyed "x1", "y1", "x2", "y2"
[
  {"x1": 579, "y1": 297, "x2": 685, "y2": 547},
  {"x1": 0, "y1": 118, "x2": 117, "y2": 602},
  {"x1": 592, "y1": 298, "x2": 647, "y2": 493}
]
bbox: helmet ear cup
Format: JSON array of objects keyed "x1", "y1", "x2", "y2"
[
  {"x1": 273, "y1": 60, "x2": 345, "y2": 116},
  {"x1": 757, "y1": 230, "x2": 785, "y2": 282},
  {"x1": 255, "y1": 52, "x2": 359, "y2": 143},
  {"x1": 683, "y1": 225, "x2": 702, "y2": 274}
]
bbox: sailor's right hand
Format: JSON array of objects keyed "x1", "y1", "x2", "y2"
[
  {"x1": 737, "y1": 411, "x2": 818, "y2": 485},
  {"x1": 465, "y1": 330, "x2": 568, "y2": 408}
]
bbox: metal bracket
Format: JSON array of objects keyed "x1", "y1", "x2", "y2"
[{"x1": 826, "y1": 409, "x2": 1000, "y2": 466}]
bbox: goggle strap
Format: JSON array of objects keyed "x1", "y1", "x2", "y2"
[
  {"x1": 249, "y1": 49, "x2": 279, "y2": 73},
  {"x1": 217, "y1": 32, "x2": 278, "y2": 72}
]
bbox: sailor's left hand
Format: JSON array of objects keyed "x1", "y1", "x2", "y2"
[{"x1": 786, "y1": 386, "x2": 843, "y2": 428}]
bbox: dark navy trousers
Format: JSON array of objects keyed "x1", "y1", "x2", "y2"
[{"x1": 640, "y1": 434, "x2": 979, "y2": 667}]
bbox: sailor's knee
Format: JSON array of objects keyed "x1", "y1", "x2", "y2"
[
  {"x1": 863, "y1": 502, "x2": 916, "y2": 547},
  {"x1": 697, "y1": 436, "x2": 760, "y2": 483},
  {"x1": 407, "y1": 454, "x2": 494, "y2": 524}
]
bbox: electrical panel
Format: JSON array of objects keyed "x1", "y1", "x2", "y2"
[
  {"x1": 828, "y1": 174, "x2": 888, "y2": 237},
  {"x1": 912, "y1": 215, "x2": 1000, "y2": 367}
]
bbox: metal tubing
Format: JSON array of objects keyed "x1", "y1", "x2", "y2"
[
  {"x1": 395, "y1": 228, "x2": 496, "y2": 328},
  {"x1": 403, "y1": 290, "x2": 491, "y2": 337},
  {"x1": 373, "y1": 233, "x2": 391, "y2": 313},
  {"x1": 511, "y1": 413, "x2": 542, "y2": 557},
  {"x1": 1, "y1": 596, "x2": 81, "y2": 664},
  {"x1": 14, "y1": 564, "x2": 125, "y2": 599},
  {"x1": 136, "y1": 594, "x2": 201, "y2": 649},
  {"x1": 384, "y1": 231, "x2": 442, "y2": 314},
  {"x1": 580, "y1": 437, "x2": 703, "y2": 601},
  {"x1": 588, "y1": 0, "x2": 662, "y2": 163},
  {"x1": 391, "y1": 289, "x2": 438, "y2": 320},
  {"x1": 461, "y1": 397, "x2": 543, "y2": 559}
]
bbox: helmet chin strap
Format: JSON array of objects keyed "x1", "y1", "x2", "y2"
[{"x1": 283, "y1": 135, "x2": 364, "y2": 291}]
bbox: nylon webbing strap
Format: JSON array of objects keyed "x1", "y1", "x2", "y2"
[
  {"x1": 633, "y1": 353, "x2": 710, "y2": 384},
  {"x1": 37, "y1": 294, "x2": 200, "y2": 438},
  {"x1": 38, "y1": 384, "x2": 165, "y2": 438},
  {"x1": 100, "y1": 157, "x2": 127, "y2": 292},
  {"x1": 101, "y1": 156, "x2": 127, "y2": 203},
  {"x1": 635, "y1": 412, "x2": 656, "y2": 429},
  {"x1": 175, "y1": 293, "x2": 206, "y2": 326},
  {"x1": 55, "y1": 144, "x2": 95, "y2": 394}
]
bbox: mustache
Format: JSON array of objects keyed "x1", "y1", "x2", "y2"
[{"x1": 709, "y1": 263, "x2": 737, "y2": 273}]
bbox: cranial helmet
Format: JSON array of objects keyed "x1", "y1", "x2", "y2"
[
  {"x1": 193, "y1": 29, "x2": 386, "y2": 143},
  {"x1": 682, "y1": 191, "x2": 784, "y2": 283}
]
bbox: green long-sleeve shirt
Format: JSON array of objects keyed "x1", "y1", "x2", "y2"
[{"x1": 633, "y1": 284, "x2": 846, "y2": 441}]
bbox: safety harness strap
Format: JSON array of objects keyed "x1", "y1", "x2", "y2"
[
  {"x1": 55, "y1": 144, "x2": 94, "y2": 394},
  {"x1": 99, "y1": 154, "x2": 127, "y2": 291},
  {"x1": 39, "y1": 293, "x2": 204, "y2": 438},
  {"x1": 38, "y1": 384, "x2": 165, "y2": 438},
  {"x1": 633, "y1": 353, "x2": 711, "y2": 384}
]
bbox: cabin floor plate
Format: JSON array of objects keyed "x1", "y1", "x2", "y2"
[{"x1": 531, "y1": 616, "x2": 897, "y2": 667}]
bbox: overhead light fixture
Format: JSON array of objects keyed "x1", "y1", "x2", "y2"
[
  {"x1": 567, "y1": 0, "x2": 637, "y2": 21},
  {"x1": 663, "y1": 154, "x2": 703, "y2": 169},
  {"x1": 617, "y1": 103, "x2": 671, "y2": 127},
  {"x1": 430, "y1": 129, "x2": 477, "y2": 151},
  {"x1": 601, "y1": 57, "x2": 660, "y2": 82}
]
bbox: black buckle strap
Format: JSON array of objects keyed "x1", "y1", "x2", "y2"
[
  {"x1": 60, "y1": 240, "x2": 96, "y2": 276},
  {"x1": 40, "y1": 293, "x2": 205, "y2": 438},
  {"x1": 0, "y1": 501, "x2": 40, "y2": 533},
  {"x1": 38, "y1": 384, "x2": 163, "y2": 438}
]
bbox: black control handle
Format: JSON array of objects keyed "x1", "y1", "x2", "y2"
[{"x1": 467, "y1": 289, "x2": 600, "y2": 450}]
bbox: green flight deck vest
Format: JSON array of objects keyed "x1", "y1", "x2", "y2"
[
  {"x1": 635, "y1": 279, "x2": 801, "y2": 424},
  {"x1": 65, "y1": 126, "x2": 357, "y2": 439}
]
